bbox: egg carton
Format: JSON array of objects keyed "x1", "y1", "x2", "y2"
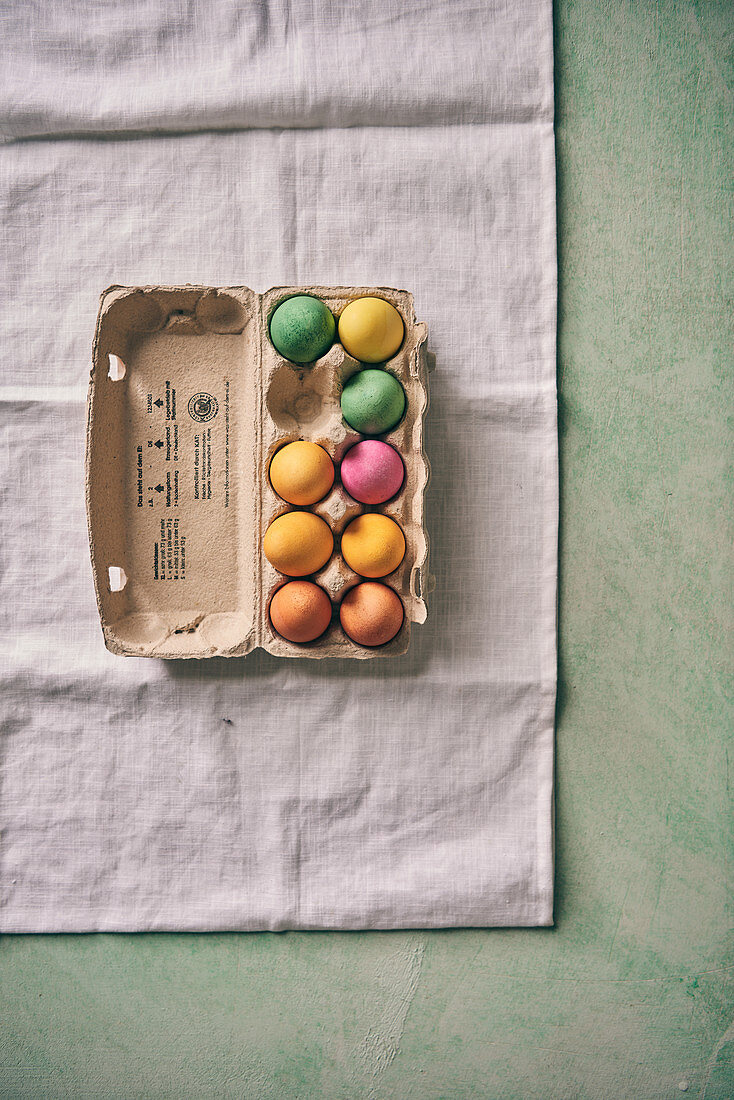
[{"x1": 86, "y1": 284, "x2": 432, "y2": 659}]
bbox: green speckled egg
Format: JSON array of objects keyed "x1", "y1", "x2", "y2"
[
  {"x1": 269, "y1": 296, "x2": 336, "y2": 364},
  {"x1": 340, "y1": 369, "x2": 406, "y2": 436}
]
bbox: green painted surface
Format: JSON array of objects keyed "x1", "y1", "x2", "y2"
[{"x1": 1, "y1": 2, "x2": 731, "y2": 1097}]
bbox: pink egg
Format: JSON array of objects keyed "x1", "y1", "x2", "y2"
[{"x1": 340, "y1": 440, "x2": 405, "y2": 504}]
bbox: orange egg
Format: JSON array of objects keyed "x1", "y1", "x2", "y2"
[
  {"x1": 270, "y1": 581, "x2": 332, "y2": 643},
  {"x1": 269, "y1": 441, "x2": 334, "y2": 505},
  {"x1": 340, "y1": 513, "x2": 405, "y2": 577},
  {"x1": 263, "y1": 511, "x2": 333, "y2": 576},
  {"x1": 340, "y1": 582, "x2": 404, "y2": 646}
]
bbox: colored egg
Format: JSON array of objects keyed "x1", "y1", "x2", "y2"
[
  {"x1": 338, "y1": 297, "x2": 404, "y2": 363},
  {"x1": 340, "y1": 513, "x2": 405, "y2": 578},
  {"x1": 263, "y1": 511, "x2": 333, "y2": 576},
  {"x1": 270, "y1": 441, "x2": 334, "y2": 505},
  {"x1": 269, "y1": 296, "x2": 336, "y2": 363},
  {"x1": 270, "y1": 581, "x2": 332, "y2": 643},
  {"x1": 340, "y1": 440, "x2": 405, "y2": 504},
  {"x1": 340, "y1": 582, "x2": 404, "y2": 647},
  {"x1": 340, "y1": 369, "x2": 406, "y2": 435}
]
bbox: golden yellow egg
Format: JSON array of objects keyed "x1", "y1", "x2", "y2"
[
  {"x1": 340, "y1": 514, "x2": 405, "y2": 578},
  {"x1": 269, "y1": 441, "x2": 334, "y2": 505},
  {"x1": 338, "y1": 297, "x2": 405, "y2": 363},
  {"x1": 264, "y1": 511, "x2": 334, "y2": 576}
]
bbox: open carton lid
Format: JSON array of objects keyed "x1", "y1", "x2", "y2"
[{"x1": 86, "y1": 285, "x2": 431, "y2": 660}]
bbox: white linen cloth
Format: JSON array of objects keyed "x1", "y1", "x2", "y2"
[{"x1": 0, "y1": 1, "x2": 556, "y2": 930}]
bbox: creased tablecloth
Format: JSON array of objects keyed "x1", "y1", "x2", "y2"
[{"x1": 0, "y1": 0, "x2": 556, "y2": 930}]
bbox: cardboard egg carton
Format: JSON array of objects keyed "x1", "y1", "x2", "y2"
[{"x1": 86, "y1": 285, "x2": 432, "y2": 659}]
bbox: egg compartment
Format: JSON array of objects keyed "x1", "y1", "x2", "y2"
[
  {"x1": 259, "y1": 286, "x2": 429, "y2": 659},
  {"x1": 263, "y1": 567, "x2": 411, "y2": 659},
  {"x1": 87, "y1": 284, "x2": 430, "y2": 659},
  {"x1": 260, "y1": 455, "x2": 379, "y2": 659},
  {"x1": 260, "y1": 488, "x2": 410, "y2": 659}
]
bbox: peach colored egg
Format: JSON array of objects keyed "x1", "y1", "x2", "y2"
[
  {"x1": 270, "y1": 581, "x2": 332, "y2": 643},
  {"x1": 339, "y1": 582, "x2": 404, "y2": 646}
]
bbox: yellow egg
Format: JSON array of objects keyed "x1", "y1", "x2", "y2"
[
  {"x1": 264, "y1": 511, "x2": 334, "y2": 576},
  {"x1": 340, "y1": 514, "x2": 405, "y2": 578},
  {"x1": 338, "y1": 298, "x2": 405, "y2": 363},
  {"x1": 269, "y1": 441, "x2": 334, "y2": 505}
]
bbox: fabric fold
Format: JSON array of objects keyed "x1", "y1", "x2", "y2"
[{"x1": 0, "y1": 0, "x2": 553, "y2": 141}]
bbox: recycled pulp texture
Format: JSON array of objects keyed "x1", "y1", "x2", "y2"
[{"x1": 86, "y1": 285, "x2": 431, "y2": 660}]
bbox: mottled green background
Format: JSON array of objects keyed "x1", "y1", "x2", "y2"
[{"x1": 2, "y1": 2, "x2": 731, "y2": 1097}]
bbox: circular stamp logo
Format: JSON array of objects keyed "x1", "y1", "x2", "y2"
[{"x1": 188, "y1": 393, "x2": 218, "y2": 423}]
